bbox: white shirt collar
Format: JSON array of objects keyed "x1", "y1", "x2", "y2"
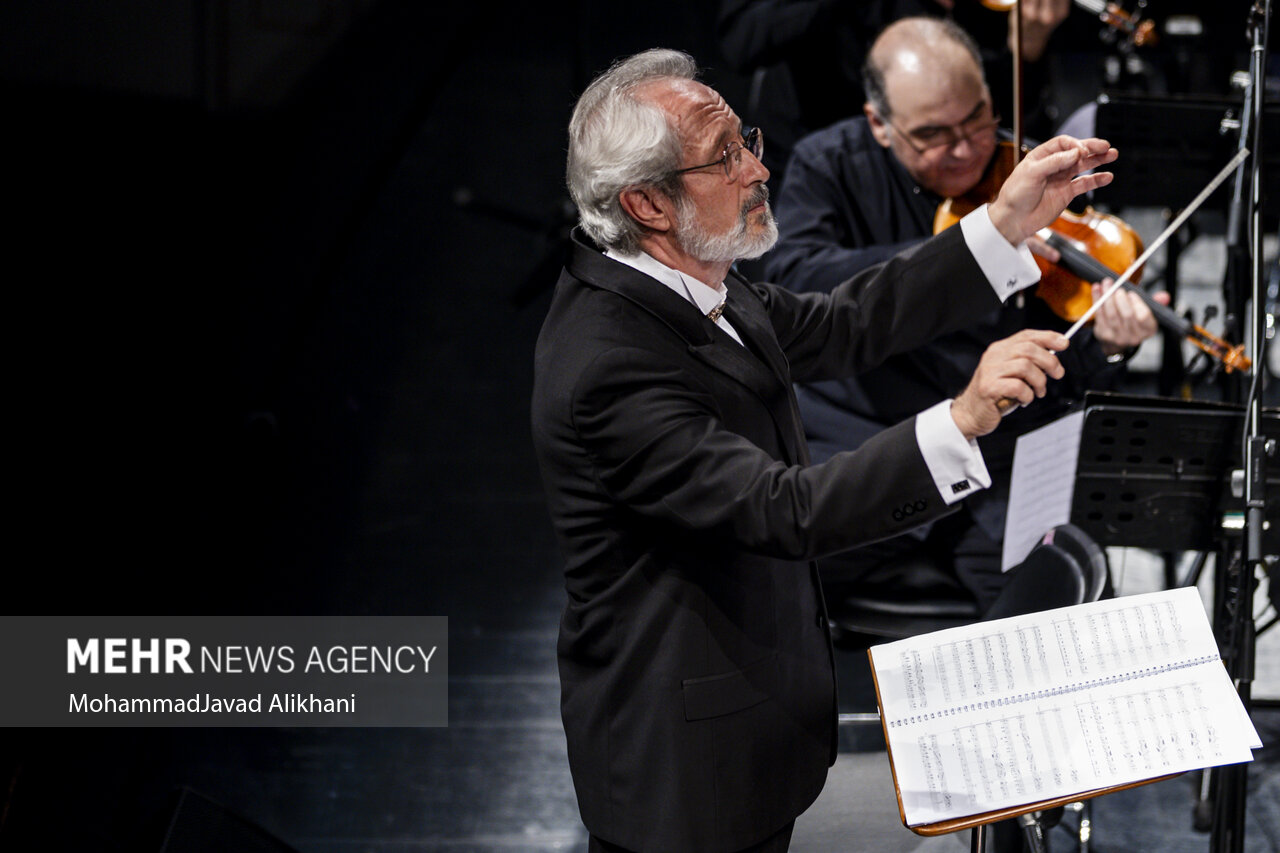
[
  {"x1": 605, "y1": 249, "x2": 727, "y2": 317},
  {"x1": 604, "y1": 248, "x2": 742, "y2": 346}
]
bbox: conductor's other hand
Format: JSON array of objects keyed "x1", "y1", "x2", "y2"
[
  {"x1": 951, "y1": 329, "x2": 1069, "y2": 440},
  {"x1": 988, "y1": 137, "x2": 1118, "y2": 247}
]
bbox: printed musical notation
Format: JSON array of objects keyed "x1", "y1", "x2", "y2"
[{"x1": 870, "y1": 588, "x2": 1262, "y2": 826}]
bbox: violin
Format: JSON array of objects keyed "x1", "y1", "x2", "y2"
[
  {"x1": 1034, "y1": 212, "x2": 1251, "y2": 374},
  {"x1": 933, "y1": 0, "x2": 1249, "y2": 374},
  {"x1": 936, "y1": 145, "x2": 1145, "y2": 321},
  {"x1": 933, "y1": 149, "x2": 1251, "y2": 374},
  {"x1": 1033, "y1": 206, "x2": 1144, "y2": 321}
]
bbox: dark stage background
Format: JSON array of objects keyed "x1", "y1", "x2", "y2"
[
  {"x1": 3, "y1": 3, "x2": 746, "y2": 850},
  {"x1": 2, "y1": 2, "x2": 1276, "y2": 851}
]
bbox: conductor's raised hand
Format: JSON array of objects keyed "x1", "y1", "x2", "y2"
[
  {"x1": 988, "y1": 137, "x2": 1118, "y2": 246},
  {"x1": 950, "y1": 329, "x2": 1069, "y2": 440}
]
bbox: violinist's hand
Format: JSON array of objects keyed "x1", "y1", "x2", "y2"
[
  {"x1": 1026, "y1": 234, "x2": 1061, "y2": 264},
  {"x1": 988, "y1": 137, "x2": 1118, "y2": 247},
  {"x1": 951, "y1": 329, "x2": 1068, "y2": 440},
  {"x1": 1092, "y1": 280, "x2": 1169, "y2": 356}
]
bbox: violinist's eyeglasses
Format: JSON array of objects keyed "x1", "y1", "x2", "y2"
[
  {"x1": 672, "y1": 126, "x2": 764, "y2": 182},
  {"x1": 885, "y1": 113, "x2": 1001, "y2": 155}
]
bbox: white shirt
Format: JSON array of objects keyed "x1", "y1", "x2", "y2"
[
  {"x1": 608, "y1": 204, "x2": 1040, "y2": 506},
  {"x1": 604, "y1": 248, "x2": 746, "y2": 346}
]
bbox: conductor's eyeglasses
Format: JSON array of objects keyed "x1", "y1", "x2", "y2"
[{"x1": 673, "y1": 126, "x2": 764, "y2": 182}]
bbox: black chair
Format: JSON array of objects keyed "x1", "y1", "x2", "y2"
[
  {"x1": 828, "y1": 523, "x2": 1110, "y2": 644},
  {"x1": 829, "y1": 555, "x2": 981, "y2": 646},
  {"x1": 984, "y1": 523, "x2": 1112, "y2": 621}
]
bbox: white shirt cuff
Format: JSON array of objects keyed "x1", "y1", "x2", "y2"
[
  {"x1": 915, "y1": 400, "x2": 992, "y2": 505},
  {"x1": 959, "y1": 204, "x2": 1041, "y2": 302}
]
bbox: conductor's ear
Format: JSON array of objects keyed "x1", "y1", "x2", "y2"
[{"x1": 618, "y1": 185, "x2": 675, "y2": 235}]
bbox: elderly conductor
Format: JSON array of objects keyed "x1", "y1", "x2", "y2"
[{"x1": 531, "y1": 48, "x2": 1117, "y2": 853}]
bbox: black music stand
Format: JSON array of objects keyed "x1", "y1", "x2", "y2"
[
  {"x1": 1066, "y1": 392, "x2": 1280, "y2": 554},
  {"x1": 1093, "y1": 94, "x2": 1280, "y2": 214}
]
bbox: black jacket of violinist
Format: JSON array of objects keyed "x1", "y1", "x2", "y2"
[{"x1": 765, "y1": 115, "x2": 1128, "y2": 610}]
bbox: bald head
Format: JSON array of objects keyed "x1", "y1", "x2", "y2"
[
  {"x1": 863, "y1": 17, "x2": 985, "y2": 120},
  {"x1": 861, "y1": 17, "x2": 997, "y2": 198}
]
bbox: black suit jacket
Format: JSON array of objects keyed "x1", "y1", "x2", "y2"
[{"x1": 531, "y1": 226, "x2": 1001, "y2": 851}]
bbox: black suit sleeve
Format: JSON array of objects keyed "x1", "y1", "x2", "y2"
[
  {"x1": 761, "y1": 225, "x2": 1003, "y2": 382},
  {"x1": 570, "y1": 345, "x2": 954, "y2": 561}
]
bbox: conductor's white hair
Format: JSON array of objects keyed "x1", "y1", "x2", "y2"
[{"x1": 566, "y1": 49, "x2": 697, "y2": 254}]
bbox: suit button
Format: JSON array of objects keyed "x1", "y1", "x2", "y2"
[
  {"x1": 816, "y1": 613, "x2": 826, "y2": 629},
  {"x1": 892, "y1": 498, "x2": 928, "y2": 522}
]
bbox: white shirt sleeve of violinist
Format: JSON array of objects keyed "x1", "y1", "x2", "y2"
[
  {"x1": 960, "y1": 204, "x2": 1041, "y2": 301},
  {"x1": 915, "y1": 400, "x2": 992, "y2": 505}
]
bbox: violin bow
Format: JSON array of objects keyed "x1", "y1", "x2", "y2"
[{"x1": 1011, "y1": 0, "x2": 1022, "y2": 156}]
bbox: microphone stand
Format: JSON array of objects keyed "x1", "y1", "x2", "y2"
[{"x1": 1210, "y1": 2, "x2": 1272, "y2": 851}]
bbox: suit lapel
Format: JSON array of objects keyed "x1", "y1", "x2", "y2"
[
  {"x1": 725, "y1": 271, "x2": 811, "y2": 466},
  {"x1": 722, "y1": 273, "x2": 791, "y2": 387},
  {"x1": 566, "y1": 232, "x2": 810, "y2": 465},
  {"x1": 685, "y1": 305, "x2": 810, "y2": 467},
  {"x1": 685, "y1": 328, "x2": 788, "y2": 414},
  {"x1": 567, "y1": 233, "x2": 785, "y2": 405}
]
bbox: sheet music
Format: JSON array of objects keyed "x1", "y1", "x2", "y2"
[
  {"x1": 1002, "y1": 410, "x2": 1083, "y2": 571},
  {"x1": 870, "y1": 588, "x2": 1262, "y2": 826}
]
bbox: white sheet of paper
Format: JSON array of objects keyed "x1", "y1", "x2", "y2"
[
  {"x1": 871, "y1": 588, "x2": 1262, "y2": 826},
  {"x1": 1002, "y1": 410, "x2": 1084, "y2": 571}
]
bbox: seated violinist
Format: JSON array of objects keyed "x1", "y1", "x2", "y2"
[{"x1": 764, "y1": 16, "x2": 1168, "y2": 611}]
